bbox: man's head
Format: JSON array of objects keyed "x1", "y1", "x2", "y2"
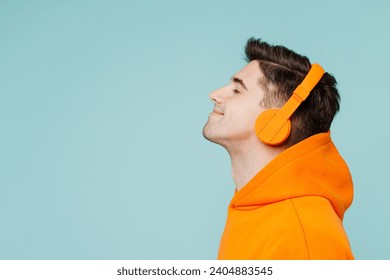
[{"x1": 203, "y1": 37, "x2": 340, "y2": 149}]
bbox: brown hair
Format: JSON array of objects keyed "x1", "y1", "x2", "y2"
[{"x1": 245, "y1": 38, "x2": 340, "y2": 147}]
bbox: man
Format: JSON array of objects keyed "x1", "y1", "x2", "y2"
[{"x1": 202, "y1": 38, "x2": 354, "y2": 260}]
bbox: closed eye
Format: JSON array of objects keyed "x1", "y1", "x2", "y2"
[{"x1": 231, "y1": 76, "x2": 248, "y2": 91}]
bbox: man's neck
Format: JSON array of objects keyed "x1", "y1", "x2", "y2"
[{"x1": 228, "y1": 141, "x2": 284, "y2": 192}]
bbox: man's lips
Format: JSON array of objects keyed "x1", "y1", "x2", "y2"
[{"x1": 212, "y1": 108, "x2": 224, "y2": 115}]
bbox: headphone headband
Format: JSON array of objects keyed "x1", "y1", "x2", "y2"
[{"x1": 293, "y1": 64, "x2": 325, "y2": 102}]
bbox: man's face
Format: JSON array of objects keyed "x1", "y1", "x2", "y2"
[{"x1": 203, "y1": 60, "x2": 266, "y2": 147}]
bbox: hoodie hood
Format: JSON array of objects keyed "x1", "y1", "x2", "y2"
[{"x1": 230, "y1": 132, "x2": 353, "y2": 220}]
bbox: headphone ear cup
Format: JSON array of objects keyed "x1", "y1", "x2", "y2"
[{"x1": 255, "y1": 109, "x2": 291, "y2": 146}]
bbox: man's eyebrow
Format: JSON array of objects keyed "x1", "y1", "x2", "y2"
[{"x1": 231, "y1": 76, "x2": 248, "y2": 90}]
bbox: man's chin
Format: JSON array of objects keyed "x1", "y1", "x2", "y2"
[
  {"x1": 202, "y1": 125, "x2": 212, "y2": 141},
  {"x1": 202, "y1": 126, "x2": 224, "y2": 145},
  {"x1": 202, "y1": 125, "x2": 216, "y2": 142}
]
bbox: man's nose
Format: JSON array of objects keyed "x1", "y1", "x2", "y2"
[{"x1": 209, "y1": 86, "x2": 226, "y2": 104}]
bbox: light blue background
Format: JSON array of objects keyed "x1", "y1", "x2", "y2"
[{"x1": 0, "y1": 0, "x2": 389, "y2": 259}]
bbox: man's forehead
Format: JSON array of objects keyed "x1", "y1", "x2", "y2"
[
  {"x1": 234, "y1": 60, "x2": 261, "y2": 80},
  {"x1": 234, "y1": 60, "x2": 262, "y2": 85}
]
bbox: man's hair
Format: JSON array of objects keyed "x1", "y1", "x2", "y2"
[{"x1": 245, "y1": 38, "x2": 340, "y2": 147}]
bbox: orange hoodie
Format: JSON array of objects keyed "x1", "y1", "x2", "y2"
[{"x1": 217, "y1": 132, "x2": 354, "y2": 260}]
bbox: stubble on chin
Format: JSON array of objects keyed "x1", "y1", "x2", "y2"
[
  {"x1": 202, "y1": 121, "x2": 219, "y2": 143},
  {"x1": 202, "y1": 121, "x2": 228, "y2": 148},
  {"x1": 202, "y1": 121, "x2": 213, "y2": 142}
]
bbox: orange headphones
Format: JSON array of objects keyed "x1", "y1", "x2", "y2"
[{"x1": 255, "y1": 63, "x2": 325, "y2": 146}]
